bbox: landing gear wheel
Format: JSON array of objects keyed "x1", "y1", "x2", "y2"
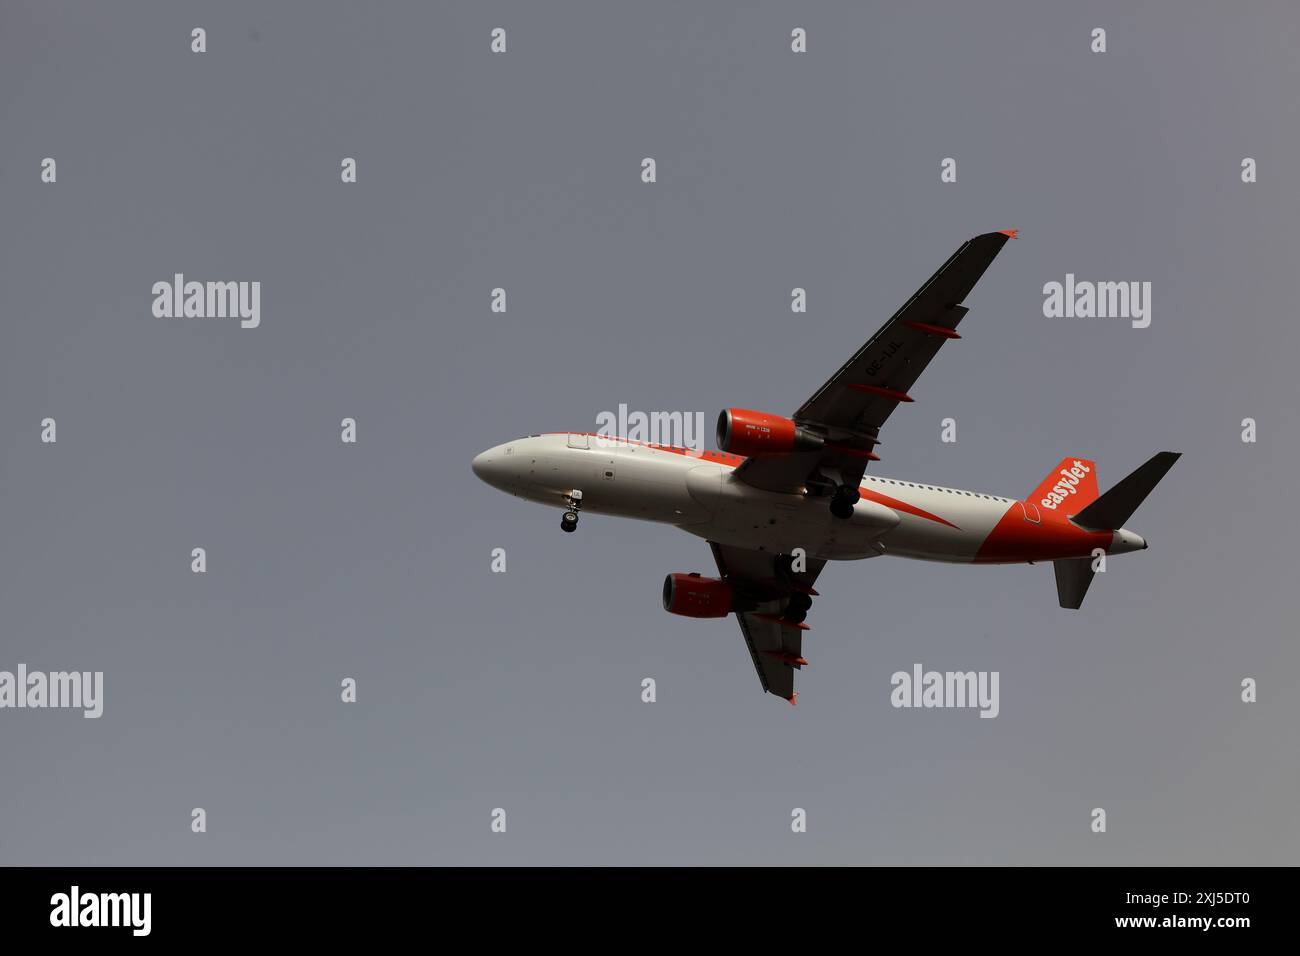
[
  {"x1": 560, "y1": 489, "x2": 583, "y2": 533},
  {"x1": 788, "y1": 592, "x2": 813, "y2": 613},
  {"x1": 830, "y1": 484, "x2": 860, "y2": 520}
]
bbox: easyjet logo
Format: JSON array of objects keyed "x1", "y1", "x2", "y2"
[{"x1": 1040, "y1": 460, "x2": 1091, "y2": 510}]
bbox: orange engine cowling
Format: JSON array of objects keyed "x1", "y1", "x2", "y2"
[
  {"x1": 716, "y1": 408, "x2": 824, "y2": 457},
  {"x1": 662, "y1": 573, "x2": 734, "y2": 618}
]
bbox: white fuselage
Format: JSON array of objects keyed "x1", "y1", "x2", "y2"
[{"x1": 470, "y1": 434, "x2": 1146, "y2": 564}]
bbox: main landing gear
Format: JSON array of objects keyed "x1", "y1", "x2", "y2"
[
  {"x1": 830, "y1": 484, "x2": 859, "y2": 520},
  {"x1": 784, "y1": 590, "x2": 813, "y2": 624},
  {"x1": 560, "y1": 489, "x2": 583, "y2": 533},
  {"x1": 773, "y1": 553, "x2": 814, "y2": 623}
]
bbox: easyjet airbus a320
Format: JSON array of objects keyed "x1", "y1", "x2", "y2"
[{"x1": 472, "y1": 231, "x2": 1179, "y2": 703}]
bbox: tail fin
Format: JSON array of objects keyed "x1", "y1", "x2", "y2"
[
  {"x1": 1028, "y1": 457, "x2": 1099, "y2": 520},
  {"x1": 1072, "y1": 452, "x2": 1181, "y2": 531}
]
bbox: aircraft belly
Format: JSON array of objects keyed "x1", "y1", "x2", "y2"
[
  {"x1": 875, "y1": 500, "x2": 1004, "y2": 562},
  {"x1": 684, "y1": 464, "x2": 899, "y2": 559},
  {"x1": 585, "y1": 449, "x2": 710, "y2": 525}
]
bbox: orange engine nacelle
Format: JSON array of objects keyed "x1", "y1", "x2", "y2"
[
  {"x1": 662, "y1": 573, "x2": 734, "y2": 618},
  {"x1": 716, "y1": 408, "x2": 824, "y2": 457}
]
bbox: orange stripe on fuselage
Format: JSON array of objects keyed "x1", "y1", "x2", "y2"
[
  {"x1": 550, "y1": 434, "x2": 959, "y2": 529},
  {"x1": 857, "y1": 487, "x2": 959, "y2": 529},
  {"x1": 974, "y1": 502, "x2": 1112, "y2": 563}
]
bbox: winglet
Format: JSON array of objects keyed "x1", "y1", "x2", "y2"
[
  {"x1": 786, "y1": 692, "x2": 798, "y2": 707},
  {"x1": 998, "y1": 229, "x2": 1019, "y2": 238}
]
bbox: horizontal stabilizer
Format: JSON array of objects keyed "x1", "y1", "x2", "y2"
[
  {"x1": 1072, "y1": 452, "x2": 1181, "y2": 531},
  {"x1": 1054, "y1": 557, "x2": 1096, "y2": 609}
]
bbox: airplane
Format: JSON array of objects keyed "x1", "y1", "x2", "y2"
[{"x1": 471, "y1": 230, "x2": 1179, "y2": 704}]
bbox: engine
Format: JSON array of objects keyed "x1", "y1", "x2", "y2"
[
  {"x1": 662, "y1": 573, "x2": 734, "y2": 618},
  {"x1": 716, "y1": 408, "x2": 824, "y2": 457}
]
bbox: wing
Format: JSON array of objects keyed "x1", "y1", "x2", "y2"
[
  {"x1": 710, "y1": 541, "x2": 827, "y2": 704},
  {"x1": 735, "y1": 230, "x2": 1017, "y2": 494}
]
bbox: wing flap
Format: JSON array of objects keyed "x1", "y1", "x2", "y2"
[
  {"x1": 738, "y1": 610, "x2": 804, "y2": 701},
  {"x1": 710, "y1": 542, "x2": 825, "y2": 702}
]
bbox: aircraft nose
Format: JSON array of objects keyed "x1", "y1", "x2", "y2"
[
  {"x1": 471, "y1": 448, "x2": 496, "y2": 481},
  {"x1": 471, "y1": 445, "x2": 512, "y2": 489}
]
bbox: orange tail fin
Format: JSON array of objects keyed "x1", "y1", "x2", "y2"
[{"x1": 1028, "y1": 457, "x2": 1099, "y2": 519}]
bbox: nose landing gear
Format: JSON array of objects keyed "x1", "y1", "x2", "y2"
[{"x1": 560, "y1": 489, "x2": 583, "y2": 533}]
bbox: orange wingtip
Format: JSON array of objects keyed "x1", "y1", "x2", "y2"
[
  {"x1": 787, "y1": 692, "x2": 798, "y2": 706},
  {"x1": 998, "y1": 229, "x2": 1019, "y2": 238}
]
